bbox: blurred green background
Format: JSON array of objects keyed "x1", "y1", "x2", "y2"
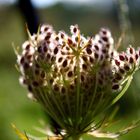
[{"x1": 0, "y1": 0, "x2": 140, "y2": 139}]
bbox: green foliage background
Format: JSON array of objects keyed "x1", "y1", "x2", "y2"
[{"x1": 0, "y1": 2, "x2": 140, "y2": 140}]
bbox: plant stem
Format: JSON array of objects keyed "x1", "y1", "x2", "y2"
[
  {"x1": 71, "y1": 135, "x2": 80, "y2": 140},
  {"x1": 63, "y1": 135, "x2": 80, "y2": 140}
]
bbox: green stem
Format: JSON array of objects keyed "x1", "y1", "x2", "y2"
[
  {"x1": 71, "y1": 135, "x2": 80, "y2": 140},
  {"x1": 111, "y1": 75, "x2": 132, "y2": 105},
  {"x1": 63, "y1": 134, "x2": 81, "y2": 140}
]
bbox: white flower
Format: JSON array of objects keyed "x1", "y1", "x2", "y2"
[{"x1": 16, "y1": 24, "x2": 140, "y2": 139}]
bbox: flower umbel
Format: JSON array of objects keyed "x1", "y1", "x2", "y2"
[{"x1": 16, "y1": 24, "x2": 140, "y2": 139}]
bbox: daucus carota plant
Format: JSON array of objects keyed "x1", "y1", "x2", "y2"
[{"x1": 15, "y1": 24, "x2": 140, "y2": 140}]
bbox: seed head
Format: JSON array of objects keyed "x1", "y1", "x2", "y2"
[{"x1": 16, "y1": 24, "x2": 140, "y2": 138}]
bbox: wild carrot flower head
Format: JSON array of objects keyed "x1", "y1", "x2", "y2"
[{"x1": 16, "y1": 24, "x2": 140, "y2": 139}]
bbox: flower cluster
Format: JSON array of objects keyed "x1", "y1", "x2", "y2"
[{"x1": 16, "y1": 24, "x2": 140, "y2": 139}]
